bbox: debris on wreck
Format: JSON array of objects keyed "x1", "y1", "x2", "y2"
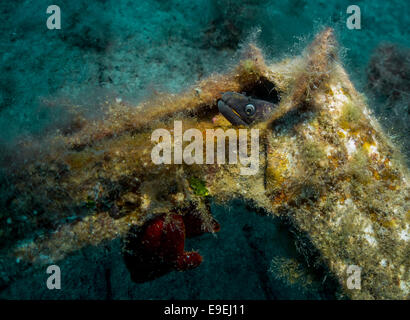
[{"x1": 2, "y1": 28, "x2": 409, "y2": 300}]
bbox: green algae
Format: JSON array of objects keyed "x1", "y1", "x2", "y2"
[{"x1": 189, "y1": 177, "x2": 210, "y2": 197}]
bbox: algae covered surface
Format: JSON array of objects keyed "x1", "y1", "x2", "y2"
[{"x1": 0, "y1": 1, "x2": 409, "y2": 300}]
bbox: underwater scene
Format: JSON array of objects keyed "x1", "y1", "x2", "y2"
[{"x1": 0, "y1": 0, "x2": 409, "y2": 301}]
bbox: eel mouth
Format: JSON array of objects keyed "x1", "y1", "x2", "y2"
[{"x1": 217, "y1": 99, "x2": 248, "y2": 126}]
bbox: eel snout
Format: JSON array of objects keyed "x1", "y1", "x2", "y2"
[{"x1": 218, "y1": 92, "x2": 248, "y2": 126}]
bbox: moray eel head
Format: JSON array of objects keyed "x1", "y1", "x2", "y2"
[{"x1": 218, "y1": 92, "x2": 276, "y2": 126}]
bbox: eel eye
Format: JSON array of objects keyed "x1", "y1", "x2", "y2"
[{"x1": 244, "y1": 104, "x2": 256, "y2": 116}]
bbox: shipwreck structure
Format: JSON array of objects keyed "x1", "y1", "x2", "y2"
[{"x1": 1, "y1": 28, "x2": 408, "y2": 299}]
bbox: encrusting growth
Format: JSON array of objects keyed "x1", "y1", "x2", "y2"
[{"x1": 2, "y1": 28, "x2": 409, "y2": 299}]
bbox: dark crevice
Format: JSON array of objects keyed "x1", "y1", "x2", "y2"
[{"x1": 241, "y1": 76, "x2": 281, "y2": 104}]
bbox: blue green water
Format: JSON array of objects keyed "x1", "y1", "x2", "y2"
[
  {"x1": 0, "y1": 0, "x2": 408, "y2": 299},
  {"x1": 1, "y1": 0, "x2": 409, "y2": 139}
]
